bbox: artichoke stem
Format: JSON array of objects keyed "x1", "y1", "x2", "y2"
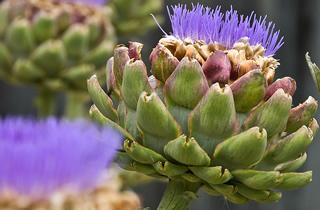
[
  {"x1": 158, "y1": 180, "x2": 201, "y2": 210},
  {"x1": 35, "y1": 88, "x2": 56, "y2": 118},
  {"x1": 65, "y1": 92, "x2": 88, "y2": 119}
]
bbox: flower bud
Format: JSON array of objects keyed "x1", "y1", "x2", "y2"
[
  {"x1": 137, "y1": 92, "x2": 181, "y2": 154},
  {"x1": 264, "y1": 77, "x2": 296, "y2": 100},
  {"x1": 232, "y1": 170, "x2": 283, "y2": 190},
  {"x1": 189, "y1": 166, "x2": 232, "y2": 184},
  {"x1": 286, "y1": 96, "x2": 318, "y2": 133},
  {"x1": 33, "y1": 12, "x2": 56, "y2": 43},
  {"x1": 5, "y1": 19, "x2": 34, "y2": 55},
  {"x1": 124, "y1": 139, "x2": 166, "y2": 164},
  {"x1": 164, "y1": 57, "x2": 209, "y2": 109},
  {"x1": 113, "y1": 45, "x2": 130, "y2": 87},
  {"x1": 31, "y1": 40, "x2": 66, "y2": 76},
  {"x1": 164, "y1": 135, "x2": 211, "y2": 166},
  {"x1": 243, "y1": 89, "x2": 292, "y2": 138},
  {"x1": 87, "y1": 75, "x2": 118, "y2": 122},
  {"x1": 202, "y1": 50, "x2": 231, "y2": 84},
  {"x1": 128, "y1": 41, "x2": 143, "y2": 60},
  {"x1": 150, "y1": 44, "x2": 179, "y2": 83},
  {"x1": 276, "y1": 171, "x2": 312, "y2": 190},
  {"x1": 189, "y1": 84, "x2": 238, "y2": 154},
  {"x1": 121, "y1": 60, "x2": 152, "y2": 110},
  {"x1": 63, "y1": 24, "x2": 89, "y2": 59},
  {"x1": 230, "y1": 69, "x2": 267, "y2": 112},
  {"x1": 264, "y1": 126, "x2": 313, "y2": 164},
  {"x1": 153, "y1": 161, "x2": 188, "y2": 177},
  {"x1": 213, "y1": 127, "x2": 267, "y2": 169}
]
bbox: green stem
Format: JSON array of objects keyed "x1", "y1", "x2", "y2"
[
  {"x1": 65, "y1": 92, "x2": 89, "y2": 119},
  {"x1": 158, "y1": 180, "x2": 200, "y2": 210},
  {"x1": 35, "y1": 88, "x2": 56, "y2": 118}
]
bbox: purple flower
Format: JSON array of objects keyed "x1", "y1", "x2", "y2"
[
  {"x1": 63, "y1": 0, "x2": 107, "y2": 6},
  {"x1": 166, "y1": 4, "x2": 284, "y2": 56},
  {"x1": 0, "y1": 118, "x2": 121, "y2": 198}
]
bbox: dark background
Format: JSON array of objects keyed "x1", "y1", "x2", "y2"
[{"x1": 1, "y1": 0, "x2": 320, "y2": 209}]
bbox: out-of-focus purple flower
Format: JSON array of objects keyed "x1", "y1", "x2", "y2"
[
  {"x1": 64, "y1": 0, "x2": 107, "y2": 6},
  {"x1": 166, "y1": 4, "x2": 284, "y2": 56},
  {"x1": 0, "y1": 118, "x2": 121, "y2": 198}
]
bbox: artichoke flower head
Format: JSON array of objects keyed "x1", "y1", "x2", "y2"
[
  {"x1": 0, "y1": 118, "x2": 141, "y2": 210},
  {"x1": 88, "y1": 3, "x2": 319, "y2": 207},
  {"x1": 0, "y1": 0, "x2": 115, "y2": 93}
]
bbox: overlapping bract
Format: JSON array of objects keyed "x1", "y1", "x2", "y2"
[
  {"x1": 88, "y1": 40, "x2": 318, "y2": 204},
  {"x1": 0, "y1": 0, "x2": 115, "y2": 92},
  {"x1": 110, "y1": 0, "x2": 163, "y2": 37}
]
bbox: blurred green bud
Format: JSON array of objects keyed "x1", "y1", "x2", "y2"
[
  {"x1": 33, "y1": 12, "x2": 56, "y2": 43},
  {"x1": 31, "y1": 40, "x2": 66, "y2": 76},
  {"x1": 5, "y1": 19, "x2": 34, "y2": 55},
  {"x1": 63, "y1": 24, "x2": 89, "y2": 59}
]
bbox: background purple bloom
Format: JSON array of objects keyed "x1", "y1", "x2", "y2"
[
  {"x1": 0, "y1": 118, "x2": 121, "y2": 197},
  {"x1": 63, "y1": 0, "x2": 107, "y2": 6},
  {"x1": 167, "y1": 4, "x2": 284, "y2": 56}
]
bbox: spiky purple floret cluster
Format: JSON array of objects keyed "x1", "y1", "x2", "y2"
[
  {"x1": 0, "y1": 118, "x2": 121, "y2": 197},
  {"x1": 64, "y1": 0, "x2": 107, "y2": 6},
  {"x1": 167, "y1": 4, "x2": 284, "y2": 56}
]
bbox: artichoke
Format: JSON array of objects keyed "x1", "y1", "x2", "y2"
[
  {"x1": 88, "y1": 4, "x2": 319, "y2": 209},
  {"x1": 0, "y1": 0, "x2": 115, "y2": 116}
]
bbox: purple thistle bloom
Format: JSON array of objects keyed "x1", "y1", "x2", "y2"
[
  {"x1": 167, "y1": 4, "x2": 284, "y2": 56},
  {"x1": 0, "y1": 118, "x2": 121, "y2": 198},
  {"x1": 63, "y1": 0, "x2": 107, "y2": 6}
]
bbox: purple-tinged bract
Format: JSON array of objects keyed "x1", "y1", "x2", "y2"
[
  {"x1": 0, "y1": 118, "x2": 121, "y2": 197},
  {"x1": 167, "y1": 4, "x2": 284, "y2": 56}
]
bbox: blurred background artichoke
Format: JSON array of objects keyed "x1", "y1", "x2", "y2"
[{"x1": 0, "y1": 0, "x2": 163, "y2": 118}]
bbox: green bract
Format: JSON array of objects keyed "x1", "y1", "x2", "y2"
[
  {"x1": 0, "y1": 0, "x2": 115, "y2": 92},
  {"x1": 89, "y1": 40, "x2": 318, "y2": 207}
]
